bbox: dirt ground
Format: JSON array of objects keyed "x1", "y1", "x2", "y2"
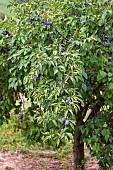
[{"x1": 0, "y1": 150, "x2": 99, "y2": 170}]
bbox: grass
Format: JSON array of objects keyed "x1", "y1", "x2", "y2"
[
  {"x1": 0, "y1": 123, "x2": 73, "y2": 159},
  {"x1": 0, "y1": 124, "x2": 26, "y2": 151},
  {"x1": 0, "y1": 123, "x2": 76, "y2": 170},
  {"x1": 0, "y1": 123, "x2": 96, "y2": 169},
  {"x1": 0, "y1": 0, "x2": 13, "y2": 18}
]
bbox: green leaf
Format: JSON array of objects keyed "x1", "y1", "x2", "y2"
[
  {"x1": 58, "y1": 65, "x2": 66, "y2": 72},
  {"x1": 108, "y1": 72, "x2": 112, "y2": 77},
  {"x1": 54, "y1": 67, "x2": 58, "y2": 75},
  {"x1": 103, "y1": 123, "x2": 107, "y2": 128},
  {"x1": 108, "y1": 83, "x2": 113, "y2": 90},
  {"x1": 29, "y1": 83, "x2": 33, "y2": 90},
  {"x1": 83, "y1": 72, "x2": 87, "y2": 79},
  {"x1": 58, "y1": 71, "x2": 63, "y2": 80},
  {"x1": 100, "y1": 71, "x2": 107, "y2": 78},
  {"x1": 101, "y1": 129, "x2": 107, "y2": 136},
  {"x1": 82, "y1": 83, "x2": 87, "y2": 92}
]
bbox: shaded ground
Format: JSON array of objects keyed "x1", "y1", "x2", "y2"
[{"x1": 0, "y1": 150, "x2": 99, "y2": 170}]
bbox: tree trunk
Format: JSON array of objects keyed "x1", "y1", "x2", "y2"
[{"x1": 73, "y1": 125, "x2": 84, "y2": 170}]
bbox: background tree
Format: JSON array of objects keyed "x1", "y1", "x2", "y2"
[{"x1": 0, "y1": 0, "x2": 113, "y2": 169}]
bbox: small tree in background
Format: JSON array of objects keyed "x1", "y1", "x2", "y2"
[{"x1": 0, "y1": 0, "x2": 113, "y2": 169}]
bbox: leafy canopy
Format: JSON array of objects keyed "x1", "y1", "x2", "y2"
[{"x1": 0, "y1": 0, "x2": 113, "y2": 167}]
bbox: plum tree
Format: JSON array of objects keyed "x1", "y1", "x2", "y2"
[{"x1": 1, "y1": 0, "x2": 113, "y2": 169}]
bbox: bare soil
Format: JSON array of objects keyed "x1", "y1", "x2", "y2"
[{"x1": 0, "y1": 150, "x2": 99, "y2": 170}]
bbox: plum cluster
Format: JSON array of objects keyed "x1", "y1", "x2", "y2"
[
  {"x1": 61, "y1": 117, "x2": 70, "y2": 126},
  {"x1": 30, "y1": 16, "x2": 52, "y2": 26}
]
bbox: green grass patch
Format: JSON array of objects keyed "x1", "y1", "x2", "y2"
[
  {"x1": 0, "y1": 124, "x2": 26, "y2": 151},
  {"x1": 0, "y1": 0, "x2": 13, "y2": 18},
  {"x1": 0, "y1": 123, "x2": 73, "y2": 159}
]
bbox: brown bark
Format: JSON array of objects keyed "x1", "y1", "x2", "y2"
[
  {"x1": 73, "y1": 128, "x2": 84, "y2": 170},
  {"x1": 73, "y1": 112, "x2": 85, "y2": 170}
]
